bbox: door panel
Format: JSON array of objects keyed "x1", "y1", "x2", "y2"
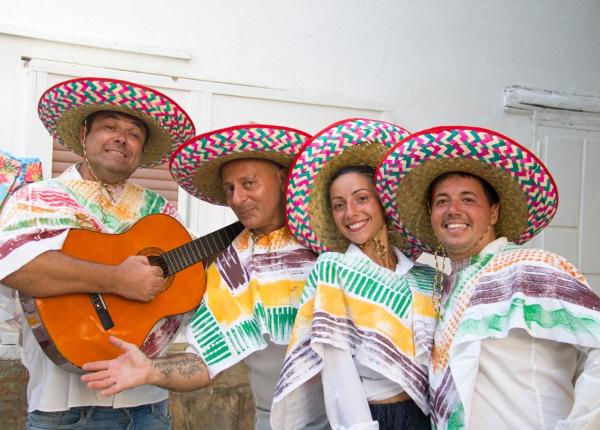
[
  {"x1": 537, "y1": 125, "x2": 600, "y2": 293},
  {"x1": 581, "y1": 138, "x2": 600, "y2": 277}
]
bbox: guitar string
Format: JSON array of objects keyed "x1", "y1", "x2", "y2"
[{"x1": 156, "y1": 223, "x2": 243, "y2": 275}]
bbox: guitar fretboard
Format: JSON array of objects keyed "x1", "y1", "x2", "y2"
[{"x1": 148, "y1": 222, "x2": 244, "y2": 276}]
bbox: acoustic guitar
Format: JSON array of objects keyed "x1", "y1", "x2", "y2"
[{"x1": 19, "y1": 213, "x2": 243, "y2": 373}]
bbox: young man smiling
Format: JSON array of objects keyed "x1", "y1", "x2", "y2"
[
  {"x1": 428, "y1": 172, "x2": 499, "y2": 261},
  {"x1": 377, "y1": 126, "x2": 600, "y2": 430}
]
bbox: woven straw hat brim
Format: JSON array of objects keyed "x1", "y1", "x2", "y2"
[
  {"x1": 190, "y1": 151, "x2": 294, "y2": 205},
  {"x1": 397, "y1": 157, "x2": 528, "y2": 251},
  {"x1": 286, "y1": 118, "x2": 416, "y2": 256},
  {"x1": 38, "y1": 77, "x2": 196, "y2": 167},
  {"x1": 376, "y1": 126, "x2": 559, "y2": 254},
  {"x1": 170, "y1": 124, "x2": 311, "y2": 206}
]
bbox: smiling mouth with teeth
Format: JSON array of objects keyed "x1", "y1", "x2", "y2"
[
  {"x1": 346, "y1": 220, "x2": 368, "y2": 232},
  {"x1": 105, "y1": 149, "x2": 127, "y2": 158},
  {"x1": 446, "y1": 223, "x2": 468, "y2": 229}
]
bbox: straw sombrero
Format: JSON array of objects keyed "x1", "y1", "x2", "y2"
[
  {"x1": 376, "y1": 126, "x2": 559, "y2": 253},
  {"x1": 286, "y1": 118, "x2": 421, "y2": 257},
  {"x1": 38, "y1": 77, "x2": 196, "y2": 167},
  {"x1": 169, "y1": 124, "x2": 311, "y2": 205}
]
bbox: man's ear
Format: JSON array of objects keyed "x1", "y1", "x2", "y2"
[{"x1": 490, "y1": 203, "x2": 499, "y2": 226}]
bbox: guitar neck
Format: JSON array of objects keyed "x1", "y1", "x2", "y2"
[{"x1": 150, "y1": 222, "x2": 244, "y2": 276}]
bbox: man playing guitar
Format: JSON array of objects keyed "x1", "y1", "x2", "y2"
[{"x1": 0, "y1": 77, "x2": 195, "y2": 429}]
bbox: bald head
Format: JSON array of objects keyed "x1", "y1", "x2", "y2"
[{"x1": 220, "y1": 158, "x2": 287, "y2": 235}]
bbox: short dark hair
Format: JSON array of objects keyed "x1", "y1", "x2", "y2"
[
  {"x1": 84, "y1": 111, "x2": 150, "y2": 145},
  {"x1": 427, "y1": 171, "x2": 499, "y2": 205}
]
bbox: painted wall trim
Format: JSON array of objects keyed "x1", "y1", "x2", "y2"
[
  {"x1": 504, "y1": 86, "x2": 600, "y2": 115},
  {"x1": 25, "y1": 58, "x2": 393, "y2": 112},
  {"x1": 0, "y1": 22, "x2": 192, "y2": 60}
]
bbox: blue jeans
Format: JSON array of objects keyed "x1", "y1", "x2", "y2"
[{"x1": 25, "y1": 399, "x2": 172, "y2": 429}]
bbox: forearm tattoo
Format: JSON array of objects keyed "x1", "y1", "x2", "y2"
[{"x1": 153, "y1": 356, "x2": 207, "y2": 380}]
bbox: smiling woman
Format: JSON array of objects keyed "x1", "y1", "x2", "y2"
[
  {"x1": 329, "y1": 167, "x2": 393, "y2": 268},
  {"x1": 271, "y1": 119, "x2": 436, "y2": 430}
]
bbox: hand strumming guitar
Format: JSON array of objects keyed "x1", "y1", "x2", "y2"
[{"x1": 108, "y1": 255, "x2": 165, "y2": 302}]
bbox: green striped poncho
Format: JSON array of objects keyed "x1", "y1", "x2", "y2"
[
  {"x1": 271, "y1": 245, "x2": 437, "y2": 430},
  {"x1": 186, "y1": 226, "x2": 318, "y2": 377},
  {"x1": 430, "y1": 238, "x2": 600, "y2": 430}
]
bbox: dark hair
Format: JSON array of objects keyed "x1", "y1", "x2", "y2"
[
  {"x1": 84, "y1": 111, "x2": 150, "y2": 145},
  {"x1": 328, "y1": 165, "x2": 376, "y2": 202},
  {"x1": 330, "y1": 165, "x2": 375, "y2": 184},
  {"x1": 427, "y1": 171, "x2": 499, "y2": 205}
]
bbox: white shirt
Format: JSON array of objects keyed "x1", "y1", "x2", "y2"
[
  {"x1": 244, "y1": 341, "x2": 288, "y2": 430},
  {"x1": 242, "y1": 339, "x2": 330, "y2": 430},
  {"x1": 448, "y1": 238, "x2": 600, "y2": 430},
  {"x1": 0, "y1": 166, "x2": 169, "y2": 411},
  {"x1": 470, "y1": 328, "x2": 575, "y2": 429},
  {"x1": 320, "y1": 245, "x2": 414, "y2": 430}
]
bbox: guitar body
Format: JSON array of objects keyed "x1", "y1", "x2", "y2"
[{"x1": 20, "y1": 214, "x2": 206, "y2": 373}]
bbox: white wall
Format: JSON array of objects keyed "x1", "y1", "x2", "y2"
[
  {"x1": 1, "y1": 2, "x2": 600, "y2": 354},
  {"x1": 1, "y1": 0, "x2": 599, "y2": 274},
  {"x1": 1, "y1": 0, "x2": 599, "y2": 144}
]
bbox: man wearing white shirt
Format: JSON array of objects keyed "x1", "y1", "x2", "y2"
[{"x1": 376, "y1": 125, "x2": 600, "y2": 430}]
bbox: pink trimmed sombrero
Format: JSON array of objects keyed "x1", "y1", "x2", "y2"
[
  {"x1": 38, "y1": 77, "x2": 196, "y2": 167},
  {"x1": 286, "y1": 118, "x2": 421, "y2": 257},
  {"x1": 376, "y1": 125, "x2": 559, "y2": 253},
  {"x1": 169, "y1": 124, "x2": 311, "y2": 205}
]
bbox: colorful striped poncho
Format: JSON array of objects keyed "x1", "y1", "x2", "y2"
[
  {"x1": 186, "y1": 226, "x2": 318, "y2": 377},
  {"x1": 270, "y1": 245, "x2": 437, "y2": 430},
  {"x1": 0, "y1": 164, "x2": 184, "y2": 352},
  {"x1": 0, "y1": 164, "x2": 178, "y2": 256},
  {"x1": 430, "y1": 238, "x2": 600, "y2": 430},
  {"x1": 0, "y1": 164, "x2": 185, "y2": 410}
]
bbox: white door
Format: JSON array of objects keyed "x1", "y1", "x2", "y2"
[{"x1": 533, "y1": 125, "x2": 600, "y2": 293}]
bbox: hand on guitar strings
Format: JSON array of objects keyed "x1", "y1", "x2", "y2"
[
  {"x1": 110, "y1": 256, "x2": 165, "y2": 302},
  {"x1": 81, "y1": 336, "x2": 154, "y2": 396}
]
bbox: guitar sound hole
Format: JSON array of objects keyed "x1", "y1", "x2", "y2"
[{"x1": 139, "y1": 247, "x2": 174, "y2": 293}]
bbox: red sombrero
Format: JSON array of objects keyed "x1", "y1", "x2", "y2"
[
  {"x1": 38, "y1": 77, "x2": 196, "y2": 167},
  {"x1": 286, "y1": 118, "x2": 420, "y2": 258},
  {"x1": 170, "y1": 124, "x2": 311, "y2": 205},
  {"x1": 376, "y1": 126, "x2": 559, "y2": 253}
]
